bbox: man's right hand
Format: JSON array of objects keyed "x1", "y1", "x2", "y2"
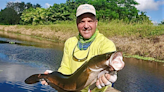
[{"x1": 41, "y1": 70, "x2": 53, "y2": 85}]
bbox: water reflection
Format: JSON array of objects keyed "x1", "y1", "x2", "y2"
[
  {"x1": 0, "y1": 43, "x2": 62, "y2": 92},
  {"x1": 0, "y1": 31, "x2": 63, "y2": 49},
  {"x1": 0, "y1": 61, "x2": 57, "y2": 92},
  {"x1": 114, "y1": 58, "x2": 164, "y2": 92},
  {"x1": 0, "y1": 39, "x2": 38, "y2": 47},
  {"x1": 0, "y1": 33, "x2": 63, "y2": 91}
]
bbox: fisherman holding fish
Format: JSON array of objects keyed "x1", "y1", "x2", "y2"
[{"x1": 42, "y1": 4, "x2": 118, "y2": 92}]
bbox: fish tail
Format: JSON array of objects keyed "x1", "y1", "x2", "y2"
[{"x1": 25, "y1": 74, "x2": 43, "y2": 84}]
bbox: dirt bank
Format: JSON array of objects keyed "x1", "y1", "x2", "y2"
[
  {"x1": 0, "y1": 25, "x2": 163, "y2": 61},
  {"x1": 110, "y1": 36, "x2": 164, "y2": 60}
]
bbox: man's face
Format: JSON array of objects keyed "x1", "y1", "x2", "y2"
[{"x1": 76, "y1": 13, "x2": 98, "y2": 39}]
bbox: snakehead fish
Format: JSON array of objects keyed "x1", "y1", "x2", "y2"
[{"x1": 25, "y1": 51, "x2": 124, "y2": 92}]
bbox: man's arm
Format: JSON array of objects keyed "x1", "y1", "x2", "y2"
[{"x1": 96, "y1": 38, "x2": 117, "y2": 89}]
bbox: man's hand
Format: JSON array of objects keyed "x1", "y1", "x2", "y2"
[
  {"x1": 96, "y1": 73, "x2": 117, "y2": 89},
  {"x1": 41, "y1": 70, "x2": 53, "y2": 85}
]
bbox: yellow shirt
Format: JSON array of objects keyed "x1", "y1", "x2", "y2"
[{"x1": 58, "y1": 31, "x2": 116, "y2": 92}]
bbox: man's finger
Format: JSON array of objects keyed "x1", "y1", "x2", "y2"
[
  {"x1": 101, "y1": 74, "x2": 108, "y2": 84},
  {"x1": 101, "y1": 74, "x2": 112, "y2": 86},
  {"x1": 99, "y1": 75, "x2": 105, "y2": 87},
  {"x1": 44, "y1": 70, "x2": 53, "y2": 74},
  {"x1": 108, "y1": 74, "x2": 117, "y2": 83},
  {"x1": 96, "y1": 80, "x2": 102, "y2": 89},
  {"x1": 105, "y1": 73, "x2": 111, "y2": 80}
]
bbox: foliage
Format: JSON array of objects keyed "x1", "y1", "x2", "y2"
[
  {"x1": 21, "y1": 8, "x2": 49, "y2": 25},
  {"x1": 0, "y1": 0, "x2": 159, "y2": 25},
  {"x1": 20, "y1": 0, "x2": 152, "y2": 25},
  {"x1": 73, "y1": 0, "x2": 140, "y2": 22},
  {"x1": 159, "y1": 20, "x2": 164, "y2": 25},
  {"x1": 6, "y1": 2, "x2": 41, "y2": 14},
  {"x1": 6, "y1": 2, "x2": 26, "y2": 14},
  {"x1": 0, "y1": 2, "x2": 41, "y2": 25},
  {"x1": 132, "y1": 11, "x2": 152, "y2": 24},
  {"x1": 21, "y1": 3, "x2": 75, "y2": 25},
  {"x1": 48, "y1": 3, "x2": 75, "y2": 21},
  {"x1": 0, "y1": 8, "x2": 20, "y2": 25}
]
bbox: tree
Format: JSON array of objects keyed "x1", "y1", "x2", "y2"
[
  {"x1": 48, "y1": 3, "x2": 74, "y2": 22},
  {"x1": 6, "y1": 2, "x2": 26, "y2": 14},
  {"x1": 21, "y1": 7, "x2": 49, "y2": 25},
  {"x1": 33, "y1": 4, "x2": 42, "y2": 9},
  {"x1": 72, "y1": 0, "x2": 140, "y2": 21},
  {"x1": 0, "y1": 1, "x2": 42, "y2": 25},
  {"x1": 26, "y1": 2, "x2": 33, "y2": 9},
  {"x1": 19, "y1": 0, "x2": 151, "y2": 25},
  {"x1": 6, "y1": 2, "x2": 41, "y2": 14},
  {"x1": 0, "y1": 8, "x2": 20, "y2": 25},
  {"x1": 161, "y1": 20, "x2": 164, "y2": 25},
  {"x1": 132, "y1": 11, "x2": 152, "y2": 24}
]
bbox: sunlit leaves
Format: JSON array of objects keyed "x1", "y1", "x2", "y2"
[{"x1": 21, "y1": 8, "x2": 49, "y2": 25}]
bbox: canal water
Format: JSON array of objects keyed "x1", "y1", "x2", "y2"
[{"x1": 0, "y1": 32, "x2": 164, "y2": 92}]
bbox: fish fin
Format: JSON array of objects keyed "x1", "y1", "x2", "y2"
[{"x1": 25, "y1": 74, "x2": 41, "y2": 84}]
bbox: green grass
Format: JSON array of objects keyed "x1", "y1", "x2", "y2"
[
  {"x1": 97, "y1": 20, "x2": 164, "y2": 38},
  {"x1": 2, "y1": 20, "x2": 164, "y2": 40},
  {"x1": 18, "y1": 22, "x2": 77, "y2": 32},
  {"x1": 124, "y1": 54, "x2": 164, "y2": 62}
]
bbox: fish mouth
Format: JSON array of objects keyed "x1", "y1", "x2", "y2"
[{"x1": 109, "y1": 52, "x2": 124, "y2": 71}]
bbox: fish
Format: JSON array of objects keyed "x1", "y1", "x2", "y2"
[{"x1": 25, "y1": 51, "x2": 124, "y2": 92}]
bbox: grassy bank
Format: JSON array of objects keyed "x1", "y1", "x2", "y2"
[{"x1": 0, "y1": 20, "x2": 164, "y2": 62}]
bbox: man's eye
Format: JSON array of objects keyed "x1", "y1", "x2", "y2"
[
  {"x1": 80, "y1": 21, "x2": 84, "y2": 23},
  {"x1": 88, "y1": 20, "x2": 94, "y2": 22}
]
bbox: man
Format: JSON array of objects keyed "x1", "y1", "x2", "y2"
[{"x1": 42, "y1": 4, "x2": 117, "y2": 92}]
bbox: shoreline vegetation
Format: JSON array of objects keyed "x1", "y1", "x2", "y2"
[{"x1": 0, "y1": 20, "x2": 164, "y2": 62}]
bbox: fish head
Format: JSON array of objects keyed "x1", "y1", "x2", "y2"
[{"x1": 106, "y1": 52, "x2": 125, "y2": 71}]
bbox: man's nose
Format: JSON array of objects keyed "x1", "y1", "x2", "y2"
[{"x1": 84, "y1": 22, "x2": 89, "y2": 28}]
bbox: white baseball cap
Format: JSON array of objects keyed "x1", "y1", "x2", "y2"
[{"x1": 76, "y1": 4, "x2": 96, "y2": 17}]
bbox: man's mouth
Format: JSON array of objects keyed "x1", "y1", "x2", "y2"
[{"x1": 83, "y1": 30, "x2": 90, "y2": 33}]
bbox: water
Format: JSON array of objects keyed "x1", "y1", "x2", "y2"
[
  {"x1": 114, "y1": 58, "x2": 164, "y2": 92},
  {"x1": 0, "y1": 33, "x2": 164, "y2": 92}
]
